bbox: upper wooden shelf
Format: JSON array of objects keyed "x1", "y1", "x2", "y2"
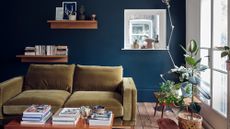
[
  {"x1": 16, "y1": 55, "x2": 68, "y2": 63},
  {"x1": 47, "y1": 20, "x2": 98, "y2": 29}
]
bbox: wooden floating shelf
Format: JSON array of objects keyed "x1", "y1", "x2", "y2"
[
  {"x1": 16, "y1": 55, "x2": 68, "y2": 63},
  {"x1": 47, "y1": 20, "x2": 98, "y2": 29}
]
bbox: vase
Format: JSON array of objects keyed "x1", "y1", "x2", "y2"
[{"x1": 178, "y1": 112, "x2": 203, "y2": 129}]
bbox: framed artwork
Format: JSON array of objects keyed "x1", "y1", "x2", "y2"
[{"x1": 62, "y1": 1, "x2": 77, "y2": 19}]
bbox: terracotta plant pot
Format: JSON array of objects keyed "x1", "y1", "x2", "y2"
[
  {"x1": 226, "y1": 60, "x2": 230, "y2": 71},
  {"x1": 178, "y1": 112, "x2": 203, "y2": 129}
]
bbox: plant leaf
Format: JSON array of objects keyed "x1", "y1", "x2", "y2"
[
  {"x1": 224, "y1": 46, "x2": 230, "y2": 50},
  {"x1": 221, "y1": 51, "x2": 229, "y2": 58},
  {"x1": 188, "y1": 77, "x2": 199, "y2": 85},
  {"x1": 188, "y1": 40, "x2": 198, "y2": 53},
  {"x1": 180, "y1": 45, "x2": 190, "y2": 55},
  {"x1": 194, "y1": 58, "x2": 202, "y2": 66},
  {"x1": 197, "y1": 86, "x2": 211, "y2": 100},
  {"x1": 189, "y1": 102, "x2": 201, "y2": 113},
  {"x1": 197, "y1": 65, "x2": 208, "y2": 72},
  {"x1": 185, "y1": 56, "x2": 196, "y2": 66}
]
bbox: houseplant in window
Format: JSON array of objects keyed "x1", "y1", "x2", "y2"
[{"x1": 217, "y1": 46, "x2": 230, "y2": 70}]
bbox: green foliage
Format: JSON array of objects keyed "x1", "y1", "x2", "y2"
[
  {"x1": 217, "y1": 46, "x2": 230, "y2": 59},
  {"x1": 159, "y1": 40, "x2": 211, "y2": 119},
  {"x1": 158, "y1": 80, "x2": 183, "y2": 105}
]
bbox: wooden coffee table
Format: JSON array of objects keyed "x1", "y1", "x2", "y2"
[{"x1": 4, "y1": 118, "x2": 113, "y2": 129}]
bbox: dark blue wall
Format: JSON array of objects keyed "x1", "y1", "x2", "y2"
[{"x1": 0, "y1": 0, "x2": 185, "y2": 102}]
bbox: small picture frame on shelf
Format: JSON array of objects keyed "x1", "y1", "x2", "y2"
[
  {"x1": 62, "y1": 1, "x2": 77, "y2": 20},
  {"x1": 55, "y1": 7, "x2": 63, "y2": 20}
]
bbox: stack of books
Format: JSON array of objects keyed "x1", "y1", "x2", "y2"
[
  {"x1": 21, "y1": 105, "x2": 52, "y2": 125},
  {"x1": 24, "y1": 47, "x2": 36, "y2": 55},
  {"x1": 52, "y1": 108, "x2": 80, "y2": 125},
  {"x1": 88, "y1": 111, "x2": 113, "y2": 126}
]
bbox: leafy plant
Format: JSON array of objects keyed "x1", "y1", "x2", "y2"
[
  {"x1": 159, "y1": 40, "x2": 211, "y2": 120},
  {"x1": 158, "y1": 80, "x2": 183, "y2": 106},
  {"x1": 217, "y1": 46, "x2": 230, "y2": 60}
]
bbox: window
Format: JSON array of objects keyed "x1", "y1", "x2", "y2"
[
  {"x1": 200, "y1": 0, "x2": 228, "y2": 117},
  {"x1": 124, "y1": 9, "x2": 166, "y2": 50}
]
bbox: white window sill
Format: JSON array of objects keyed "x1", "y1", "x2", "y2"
[{"x1": 121, "y1": 48, "x2": 168, "y2": 51}]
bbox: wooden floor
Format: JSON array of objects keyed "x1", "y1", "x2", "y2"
[{"x1": 134, "y1": 102, "x2": 177, "y2": 129}]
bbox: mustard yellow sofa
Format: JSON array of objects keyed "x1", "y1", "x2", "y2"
[{"x1": 0, "y1": 64, "x2": 137, "y2": 127}]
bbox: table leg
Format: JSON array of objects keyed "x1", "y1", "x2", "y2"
[
  {"x1": 161, "y1": 105, "x2": 165, "y2": 118},
  {"x1": 154, "y1": 102, "x2": 158, "y2": 116}
]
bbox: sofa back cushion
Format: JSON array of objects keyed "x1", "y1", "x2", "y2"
[
  {"x1": 24, "y1": 64, "x2": 75, "y2": 92},
  {"x1": 74, "y1": 65, "x2": 123, "y2": 91}
]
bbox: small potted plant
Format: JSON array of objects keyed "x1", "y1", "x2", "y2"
[
  {"x1": 68, "y1": 11, "x2": 77, "y2": 20},
  {"x1": 217, "y1": 46, "x2": 230, "y2": 70}
]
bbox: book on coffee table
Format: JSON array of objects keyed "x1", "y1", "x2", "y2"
[
  {"x1": 52, "y1": 108, "x2": 80, "y2": 125},
  {"x1": 88, "y1": 111, "x2": 113, "y2": 126},
  {"x1": 21, "y1": 112, "x2": 52, "y2": 125}
]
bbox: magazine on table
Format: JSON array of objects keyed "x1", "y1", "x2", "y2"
[
  {"x1": 52, "y1": 108, "x2": 80, "y2": 121},
  {"x1": 23, "y1": 105, "x2": 51, "y2": 115},
  {"x1": 58, "y1": 108, "x2": 80, "y2": 117}
]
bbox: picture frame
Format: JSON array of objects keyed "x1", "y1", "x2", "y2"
[
  {"x1": 55, "y1": 7, "x2": 63, "y2": 20},
  {"x1": 62, "y1": 1, "x2": 77, "y2": 20}
]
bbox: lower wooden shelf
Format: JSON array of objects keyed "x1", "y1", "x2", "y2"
[{"x1": 16, "y1": 55, "x2": 68, "y2": 63}]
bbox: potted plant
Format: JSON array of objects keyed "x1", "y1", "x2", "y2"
[
  {"x1": 217, "y1": 46, "x2": 230, "y2": 70},
  {"x1": 159, "y1": 40, "x2": 211, "y2": 129}
]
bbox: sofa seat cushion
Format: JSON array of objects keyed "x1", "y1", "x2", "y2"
[
  {"x1": 74, "y1": 65, "x2": 123, "y2": 91},
  {"x1": 3, "y1": 90, "x2": 70, "y2": 115},
  {"x1": 24, "y1": 64, "x2": 75, "y2": 92},
  {"x1": 65, "y1": 91, "x2": 123, "y2": 117}
]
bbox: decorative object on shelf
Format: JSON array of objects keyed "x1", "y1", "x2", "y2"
[
  {"x1": 124, "y1": 9, "x2": 166, "y2": 50},
  {"x1": 145, "y1": 38, "x2": 154, "y2": 49},
  {"x1": 62, "y1": 1, "x2": 77, "y2": 20},
  {"x1": 69, "y1": 12, "x2": 77, "y2": 20},
  {"x1": 79, "y1": 5, "x2": 86, "y2": 20},
  {"x1": 132, "y1": 40, "x2": 139, "y2": 49},
  {"x1": 217, "y1": 46, "x2": 230, "y2": 70},
  {"x1": 91, "y1": 14, "x2": 96, "y2": 20},
  {"x1": 55, "y1": 7, "x2": 63, "y2": 20}
]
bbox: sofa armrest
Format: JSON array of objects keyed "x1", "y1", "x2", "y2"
[
  {"x1": 0, "y1": 76, "x2": 23, "y2": 119},
  {"x1": 120, "y1": 77, "x2": 137, "y2": 121}
]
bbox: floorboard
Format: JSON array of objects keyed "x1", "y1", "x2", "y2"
[{"x1": 134, "y1": 102, "x2": 177, "y2": 129}]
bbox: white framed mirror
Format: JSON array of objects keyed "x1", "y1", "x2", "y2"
[{"x1": 123, "y1": 9, "x2": 167, "y2": 50}]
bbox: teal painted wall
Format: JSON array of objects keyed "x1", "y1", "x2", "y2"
[{"x1": 0, "y1": 0, "x2": 185, "y2": 102}]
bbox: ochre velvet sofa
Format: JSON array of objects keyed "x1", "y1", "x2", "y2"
[{"x1": 0, "y1": 64, "x2": 137, "y2": 127}]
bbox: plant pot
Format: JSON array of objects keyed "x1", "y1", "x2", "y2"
[
  {"x1": 69, "y1": 14, "x2": 76, "y2": 20},
  {"x1": 226, "y1": 60, "x2": 230, "y2": 71},
  {"x1": 178, "y1": 112, "x2": 203, "y2": 129}
]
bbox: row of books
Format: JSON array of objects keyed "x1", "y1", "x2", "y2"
[
  {"x1": 20, "y1": 105, "x2": 112, "y2": 126},
  {"x1": 24, "y1": 45, "x2": 68, "y2": 56},
  {"x1": 21, "y1": 105, "x2": 52, "y2": 125}
]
